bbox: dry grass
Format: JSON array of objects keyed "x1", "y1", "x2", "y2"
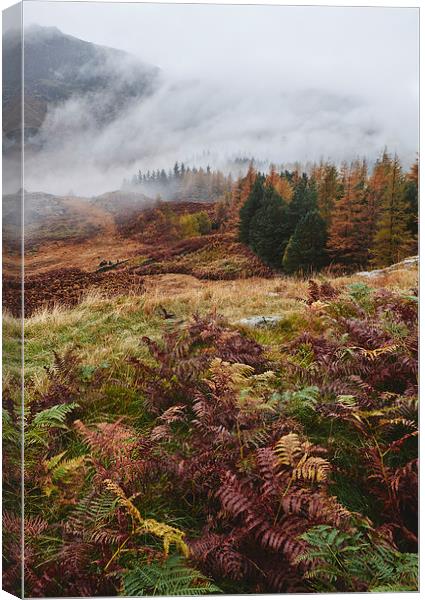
[
  {"x1": 141, "y1": 268, "x2": 417, "y2": 321},
  {"x1": 142, "y1": 274, "x2": 307, "y2": 322},
  {"x1": 13, "y1": 267, "x2": 419, "y2": 334},
  {"x1": 3, "y1": 266, "x2": 417, "y2": 383},
  {"x1": 335, "y1": 268, "x2": 418, "y2": 292}
]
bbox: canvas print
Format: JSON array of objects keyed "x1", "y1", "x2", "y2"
[{"x1": 2, "y1": 1, "x2": 419, "y2": 596}]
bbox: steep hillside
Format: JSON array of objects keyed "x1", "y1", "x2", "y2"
[{"x1": 3, "y1": 25, "x2": 159, "y2": 144}]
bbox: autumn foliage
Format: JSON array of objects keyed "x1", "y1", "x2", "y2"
[
  {"x1": 237, "y1": 152, "x2": 417, "y2": 273},
  {"x1": 3, "y1": 280, "x2": 418, "y2": 595}
]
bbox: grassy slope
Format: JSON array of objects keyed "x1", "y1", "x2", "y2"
[
  {"x1": 3, "y1": 267, "x2": 416, "y2": 431},
  {"x1": 15, "y1": 268, "x2": 416, "y2": 378}
]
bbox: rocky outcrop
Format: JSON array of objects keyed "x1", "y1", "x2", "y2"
[{"x1": 356, "y1": 256, "x2": 418, "y2": 279}]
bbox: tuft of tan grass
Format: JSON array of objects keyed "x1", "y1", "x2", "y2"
[{"x1": 24, "y1": 303, "x2": 87, "y2": 328}]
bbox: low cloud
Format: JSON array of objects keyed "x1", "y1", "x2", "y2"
[
  {"x1": 24, "y1": 75, "x2": 418, "y2": 196},
  {"x1": 22, "y1": 6, "x2": 419, "y2": 197}
]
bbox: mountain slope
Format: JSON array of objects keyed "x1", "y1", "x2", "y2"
[{"x1": 3, "y1": 25, "x2": 159, "y2": 144}]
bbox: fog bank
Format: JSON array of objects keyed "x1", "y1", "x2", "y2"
[{"x1": 23, "y1": 3, "x2": 419, "y2": 196}]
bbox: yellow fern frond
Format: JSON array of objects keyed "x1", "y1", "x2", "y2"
[
  {"x1": 136, "y1": 519, "x2": 189, "y2": 557},
  {"x1": 104, "y1": 480, "x2": 144, "y2": 523},
  {"x1": 360, "y1": 344, "x2": 399, "y2": 360},
  {"x1": 104, "y1": 479, "x2": 189, "y2": 557},
  {"x1": 292, "y1": 456, "x2": 331, "y2": 483},
  {"x1": 51, "y1": 456, "x2": 86, "y2": 482},
  {"x1": 42, "y1": 452, "x2": 86, "y2": 497},
  {"x1": 274, "y1": 433, "x2": 303, "y2": 467},
  {"x1": 209, "y1": 358, "x2": 255, "y2": 386},
  {"x1": 356, "y1": 409, "x2": 386, "y2": 418},
  {"x1": 379, "y1": 417, "x2": 416, "y2": 429},
  {"x1": 45, "y1": 451, "x2": 67, "y2": 470}
]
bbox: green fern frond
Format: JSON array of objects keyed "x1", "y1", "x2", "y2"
[
  {"x1": 336, "y1": 395, "x2": 357, "y2": 408},
  {"x1": 370, "y1": 583, "x2": 418, "y2": 592},
  {"x1": 122, "y1": 556, "x2": 222, "y2": 596},
  {"x1": 26, "y1": 403, "x2": 79, "y2": 448},
  {"x1": 73, "y1": 492, "x2": 118, "y2": 528},
  {"x1": 282, "y1": 386, "x2": 319, "y2": 419},
  {"x1": 297, "y1": 525, "x2": 418, "y2": 592},
  {"x1": 2, "y1": 409, "x2": 20, "y2": 444},
  {"x1": 50, "y1": 455, "x2": 86, "y2": 483},
  {"x1": 42, "y1": 451, "x2": 86, "y2": 496},
  {"x1": 31, "y1": 402, "x2": 79, "y2": 429}
]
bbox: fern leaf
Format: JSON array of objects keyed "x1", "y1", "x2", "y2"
[
  {"x1": 293, "y1": 456, "x2": 331, "y2": 483},
  {"x1": 123, "y1": 556, "x2": 222, "y2": 596},
  {"x1": 32, "y1": 402, "x2": 79, "y2": 429},
  {"x1": 50, "y1": 456, "x2": 86, "y2": 483},
  {"x1": 104, "y1": 480, "x2": 189, "y2": 557},
  {"x1": 274, "y1": 433, "x2": 303, "y2": 467}
]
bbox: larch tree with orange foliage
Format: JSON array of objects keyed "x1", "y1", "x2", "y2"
[
  {"x1": 226, "y1": 161, "x2": 257, "y2": 230},
  {"x1": 371, "y1": 154, "x2": 413, "y2": 267},
  {"x1": 239, "y1": 160, "x2": 257, "y2": 204},
  {"x1": 404, "y1": 157, "x2": 419, "y2": 251},
  {"x1": 266, "y1": 164, "x2": 294, "y2": 202},
  {"x1": 312, "y1": 162, "x2": 342, "y2": 225},
  {"x1": 327, "y1": 160, "x2": 370, "y2": 267}
]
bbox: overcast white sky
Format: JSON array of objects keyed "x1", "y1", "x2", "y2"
[
  {"x1": 24, "y1": 2, "x2": 419, "y2": 85},
  {"x1": 20, "y1": 1, "x2": 419, "y2": 194}
]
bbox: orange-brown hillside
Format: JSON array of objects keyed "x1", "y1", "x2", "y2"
[{"x1": 3, "y1": 193, "x2": 272, "y2": 316}]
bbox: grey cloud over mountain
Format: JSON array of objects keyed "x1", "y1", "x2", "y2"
[{"x1": 19, "y1": 4, "x2": 419, "y2": 195}]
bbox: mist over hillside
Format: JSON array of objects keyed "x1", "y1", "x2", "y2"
[
  {"x1": 3, "y1": 25, "x2": 159, "y2": 143},
  {"x1": 3, "y1": 18, "x2": 419, "y2": 196}
]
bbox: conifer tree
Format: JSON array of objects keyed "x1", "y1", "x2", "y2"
[
  {"x1": 313, "y1": 162, "x2": 342, "y2": 224},
  {"x1": 248, "y1": 186, "x2": 291, "y2": 268},
  {"x1": 327, "y1": 160, "x2": 370, "y2": 267},
  {"x1": 288, "y1": 174, "x2": 318, "y2": 233},
  {"x1": 214, "y1": 193, "x2": 230, "y2": 230},
  {"x1": 238, "y1": 174, "x2": 265, "y2": 244},
  {"x1": 240, "y1": 160, "x2": 257, "y2": 204},
  {"x1": 227, "y1": 163, "x2": 257, "y2": 229},
  {"x1": 282, "y1": 210, "x2": 328, "y2": 274},
  {"x1": 404, "y1": 158, "x2": 419, "y2": 250},
  {"x1": 371, "y1": 155, "x2": 412, "y2": 267},
  {"x1": 365, "y1": 151, "x2": 392, "y2": 247},
  {"x1": 266, "y1": 165, "x2": 294, "y2": 202}
]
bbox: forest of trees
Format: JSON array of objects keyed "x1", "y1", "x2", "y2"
[
  {"x1": 237, "y1": 153, "x2": 418, "y2": 273},
  {"x1": 124, "y1": 162, "x2": 233, "y2": 202},
  {"x1": 126, "y1": 152, "x2": 418, "y2": 274}
]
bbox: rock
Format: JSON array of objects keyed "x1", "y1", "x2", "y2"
[
  {"x1": 395, "y1": 256, "x2": 418, "y2": 268},
  {"x1": 237, "y1": 315, "x2": 283, "y2": 328},
  {"x1": 356, "y1": 269, "x2": 381, "y2": 279},
  {"x1": 356, "y1": 256, "x2": 418, "y2": 279}
]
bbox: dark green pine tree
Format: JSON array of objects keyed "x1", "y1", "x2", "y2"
[
  {"x1": 282, "y1": 210, "x2": 328, "y2": 274},
  {"x1": 248, "y1": 186, "x2": 291, "y2": 268},
  {"x1": 239, "y1": 174, "x2": 265, "y2": 244},
  {"x1": 404, "y1": 159, "x2": 418, "y2": 247},
  {"x1": 288, "y1": 174, "x2": 318, "y2": 233}
]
